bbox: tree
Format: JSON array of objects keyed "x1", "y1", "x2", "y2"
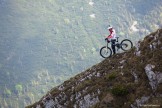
[
  {"x1": 4, "y1": 89, "x2": 12, "y2": 97},
  {"x1": 15, "y1": 84, "x2": 23, "y2": 95}
]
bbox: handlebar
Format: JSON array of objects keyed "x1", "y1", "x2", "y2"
[
  {"x1": 105, "y1": 38, "x2": 110, "y2": 43},
  {"x1": 105, "y1": 37, "x2": 119, "y2": 42}
]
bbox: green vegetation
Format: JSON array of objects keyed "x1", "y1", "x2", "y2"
[
  {"x1": 15, "y1": 84, "x2": 23, "y2": 95},
  {"x1": 108, "y1": 72, "x2": 117, "y2": 80},
  {"x1": 0, "y1": 0, "x2": 161, "y2": 107},
  {"x1": 111, "y1": 85, "x2": 129, "y2": 96},
  {"x1": 4, "y1": 88, "x2": 12, "y2": 97}
]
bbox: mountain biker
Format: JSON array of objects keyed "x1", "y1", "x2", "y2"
[{"x1": 105, "y1": 26, "x2": 117, "y2": 54}]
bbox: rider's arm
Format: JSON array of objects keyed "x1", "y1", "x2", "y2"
[
  {"x1": 108, "y1": 35, "x2": 112, "y2": 39},
  {"x1": 107, "y1": 33, "x2": 113, "y2": 40}
]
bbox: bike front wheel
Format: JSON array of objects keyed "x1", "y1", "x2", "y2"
[
  {"x1": 100, "y1": 46, "x2": 112, "y2": 58},
  {"x1": 120, "y1": 39, "x2": 133, "y2": 51}
]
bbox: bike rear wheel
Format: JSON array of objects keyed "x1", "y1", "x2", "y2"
[
  {"x1": 100, "y1": 46, "x2": 112, "y2": 58},
  {"x1": 120, "y1": 39, "x2": 133, "y2": 51}
]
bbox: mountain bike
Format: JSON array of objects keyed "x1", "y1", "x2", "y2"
[{"x1": 100, "y1": 37, "x2": 133, "y2": 58}]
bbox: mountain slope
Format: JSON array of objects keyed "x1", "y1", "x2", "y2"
[
  {"x1": 27, "y1": 28, "x2": 162, "y2": 108},
  {"x1": 0, "y1": 0, "x2": 162, "y2": 107}
]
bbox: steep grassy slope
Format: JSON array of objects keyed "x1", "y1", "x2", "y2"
[{"x1": 27, "y1": 29, "x2": 162, "y2": 108}]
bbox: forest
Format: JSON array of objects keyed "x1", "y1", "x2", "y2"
[{"x1": 0, "y1": 0, "x2": 161, "y2": 107}]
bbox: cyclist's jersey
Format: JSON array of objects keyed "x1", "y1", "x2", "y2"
[{"x1": 107, "y1": 29, "x2": 116, "y2": 40}]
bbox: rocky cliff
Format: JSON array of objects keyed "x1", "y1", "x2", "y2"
[{"x1": 27, "y1": 29, "x2": 162, "y2": 108}]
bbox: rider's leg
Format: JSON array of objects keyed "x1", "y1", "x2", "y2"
[{"x1": 111, "y1": 40, "x2": 116, "y2": 54}]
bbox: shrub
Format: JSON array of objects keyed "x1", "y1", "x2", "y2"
[
  {"x1": 108, "y1": 72, "x2": 117, "y2": 80},
  {"x1": 111, "y1": 85, "x2": 129, "y2": 96},
  {"x1": 4, "y1": 89, "x2": 12, "y2": 97}
]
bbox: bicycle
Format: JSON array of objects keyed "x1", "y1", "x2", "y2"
[{"x1": 100, "y1": 37, "x2": 133, "y2": 58}]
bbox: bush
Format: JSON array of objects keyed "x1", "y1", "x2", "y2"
[
  {"x1": 4, "y1": 89, "x2": 12, "y2": 97},
  {"x1": 111, "y1": 85, "x2": 129, "y2": 96},
  {"x1": 108, "y1": 72, "x2": 117, "y2": 80}
]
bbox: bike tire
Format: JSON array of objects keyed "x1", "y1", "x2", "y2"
[
  {"x1": 100, "y1": 46, "x2": 112, "y2": 58},
  {"x1": 120, "y1": 39, "x2": 133, "y2": 51}
]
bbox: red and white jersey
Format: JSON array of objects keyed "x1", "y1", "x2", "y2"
[{"x1": 107, "y1": 28, "x2": 116, "y2": 40}]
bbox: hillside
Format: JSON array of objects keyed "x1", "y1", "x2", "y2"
[
  {"x1": 27, "y1": 29, "x2": 162, "y2": 108},
  {"x1": 0, "y1": 0, "x2": 162, "y2": 107}
]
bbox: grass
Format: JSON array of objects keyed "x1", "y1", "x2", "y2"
[
  {"x1": 111, "y1": 84, "x2": 129, "y2": 96},
  {"x1": 107, "y1": 72, "x2": 117, "y2": 81}
]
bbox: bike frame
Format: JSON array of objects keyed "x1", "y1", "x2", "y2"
[{"x1": 106, "y1": 37, "x2": 120, "y2": 49}]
